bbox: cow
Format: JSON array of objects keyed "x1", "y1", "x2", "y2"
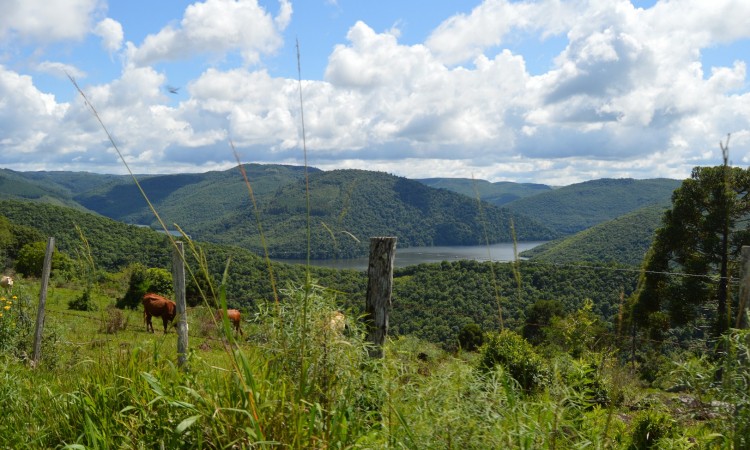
[
  {"x1": 1, "y1": 276, "x2": 12, "y2": 295},
  {"x1": 325, "y1": 311, "x2": 347, "y2": 334},
  {"x1": 142, "y1": 293, "x2": 177, "y2": 333},
  {"x1": 216, "y1": 308, "x2": 243, "y2": 336}
]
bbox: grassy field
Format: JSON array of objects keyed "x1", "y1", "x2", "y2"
[{"x1": 1, "y1": 273, "x2": 749, "y2": 449}]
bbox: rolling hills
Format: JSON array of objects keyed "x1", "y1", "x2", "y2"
[
  {"x1": 1, "y1": 166, "x2": 557, "y2": 259},
  {"x1": 502, "y1": 178, "x2": 681, "y2": 235},
  {"x1": 520, "y1": 204, "x2": 669, "y2": 267},
  {"x1": 0, "y1": 165, "x2": 683, "y2": 261},
  {"x1": 416, "y1": 177, "x2": 552, "y2": 206}
]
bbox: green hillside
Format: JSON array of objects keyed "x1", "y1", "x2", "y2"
[
  {"x1": 0, "y1": 168, "x2": 94, "y2": 211},
  {"x1": 71, "y1": 164, "x2": 314, "y2": 225},
  {"x1": 504, "y1": 178, "x2": 681, "y2": 235},
  {"x1": 520, "y1": 204, "x2": 668, "y2": 266},
  {"x1": 202, "y1": 169, "x2": 557, "y2": 258},
  {"x1": 417, "y1": 177, "x2": 552, "y2": 206}
]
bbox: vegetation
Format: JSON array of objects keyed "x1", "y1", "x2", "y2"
[
  {"x1": 521, "y1": 204, "x2": 669, "y2": 266},
  {"x1": 504, "y1": 178, "x2": 681, "y2": 235},
  {"x1": 2, "y1": 160, "x2": 749, "y2": 447},
  {"x1": 1, "y1": 167, "x2": 557, "y2": 259},
  {"x1": 417, "y1": 177, "x2": 552, "y2": 206},
  {"x1": 633, "y1": 164, "x2": 750, "y2": 337}
]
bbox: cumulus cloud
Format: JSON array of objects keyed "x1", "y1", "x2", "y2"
[
  {"x1": 0, "y1": 0, "x2": 100, "y2": 43},
  {"x1": 127, "y1": 0, "x2": 291, "y2": 67},
  {"x1": 2, "y1": 0, "x2": 749, "y2": 185},
  {"x1": 35, "y1": 61, "x2": 86, "y2": 79},
  {"x1": 93, "y1": 18, "x2": 124, "y2": 53}
]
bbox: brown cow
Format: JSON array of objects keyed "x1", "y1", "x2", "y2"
[
  {"x1": 142, "y1": 293, "x2": 177, "y2": 333},
  {"x1": 1, "y1": 276, "x2": 13, "y2": 295},
  {"x1": 216, "y1": 308, "x2": 243, "y2": 336}
]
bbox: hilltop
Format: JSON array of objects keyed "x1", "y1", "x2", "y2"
[{"x1": 1, "y1": 166, "x2": 556, "y2": 259}]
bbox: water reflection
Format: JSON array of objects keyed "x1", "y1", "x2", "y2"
[{"x1": 273, "y1": 241, "x2": 546, "y2": 271}]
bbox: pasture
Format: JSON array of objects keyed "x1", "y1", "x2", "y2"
[{"x1": 2, "y1": 274, "x2": 749, "y2": 448}]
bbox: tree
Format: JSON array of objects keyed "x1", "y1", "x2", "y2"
[
  {"x1": 634, "y1": 146, "x2": 750, "y2": 338},
  {"x1": 14, "y1": 241, "x2": 73, "y2": 279},
  {"x1": 457, "y1": 322, "x2": 485, "y2": 351},
  {"x1": 116, "y1": 264, "x2": 172, "y2": 310}
]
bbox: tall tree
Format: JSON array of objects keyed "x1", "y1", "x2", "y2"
[{"x1": 633, "y1": 143, "x2": 750, "y2": 337}]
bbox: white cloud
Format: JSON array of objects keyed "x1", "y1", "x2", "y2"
[
  {"x1": 127, "y1": 0, "x2": 290, "y2": 67},
  {"x1": 35, "y1": 61, "x2": 86, "y2": 79},
  {"x1": 93, "y1": 18, "x2": 124, "y2": 53},
  {"x1": 0, "y1": 0, "x2": 100, "y2": 43},
  {"x1": 1, "y1": 0, "x2": 749, "y2": 186}
]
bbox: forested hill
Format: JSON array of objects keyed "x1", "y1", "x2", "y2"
[
  {"x1": 504, "y1": 178, "x2": 681, "y2": 235},
  {"x1": 72, "y1": 164, "x2": 315, "y2": 225},
  {"x1": 0, "y1": 167, "x2": 557, "y2": 259},
  {"x1": 520, "y1": 204, "x2": 668, "y2": 267},
  {"x1": 188, "y1": 169, "x2": 558, "y2": 258},
  {"x1": 416, "y1": 177, "x2": 552, "y2": 206}
]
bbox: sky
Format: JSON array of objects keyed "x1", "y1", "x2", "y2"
[{"x1": 1, "y1": 0, "x2": 749, "y2": 186}]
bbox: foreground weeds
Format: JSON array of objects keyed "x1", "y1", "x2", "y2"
[{"x1": 2, "y1": 286, "x2": 745, "y2": 449}]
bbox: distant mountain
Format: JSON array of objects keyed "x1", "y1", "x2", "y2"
[
  {"x1": 520, "y1": 204, "x2": 669, "y2": 267},
  {"x1": 72, "y1": 164, "x2": 315, "y2": 226},
  {"x1": 0, "y1": 168, "x2": 96, "y2": 211},
  {"x1": 504, "y1": 178, "x2": 682, "y2": 235},
  {"x1": 417, "y1": 178, "x2": 552, "y2": 206},
  {"x1": 191, "y1": 169, "x2": 557, "y2": 258},
  {"x1": 1, "y1": 166, "x2": 556, "y2": 259}
]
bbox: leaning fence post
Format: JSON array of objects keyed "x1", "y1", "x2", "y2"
[
  {"x1": 736, "y1": 246, "x2": 750, "y2": 329},
  {"x1": 32, "y1": 237, "x2": 54, "y2": 367},
  {"x1": 365, "y1": 236, "x2": 397, "y2": 358},
  {"x1": 173, "y1": 241, "x2": 188, "y2": 369}
]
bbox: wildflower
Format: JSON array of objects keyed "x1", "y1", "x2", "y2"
[
  {"x1": 12, "y1": 296, "x2": 16, "y2": 300},
  {"x1": 0, "y1": 313, "x2": 3, "y2": 318},
  {"x1": 3, "y1": 305, "x2": 9, "y2": 310}
]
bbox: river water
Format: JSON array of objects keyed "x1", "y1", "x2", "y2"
[{"x1": 273, "y1": 241, "x2": 547, "y2": 271}]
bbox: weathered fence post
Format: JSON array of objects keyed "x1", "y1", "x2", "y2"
[
  {"x1": 32, "y1": 237, "x2": 54, "y2": 367},
  {"x1": 173, "y1": 241, "x2": 188, "y2": 369},
  {"x1": 365, "y1": 237, "x2": 397, "y2": 358},
  {"x1": 736, "y1": 245, "x2": 750, "y2": 329}
]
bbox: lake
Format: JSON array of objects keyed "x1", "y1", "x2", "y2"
[{"x1": 273, "y1": 241, "x2": 547, "y2": 271}]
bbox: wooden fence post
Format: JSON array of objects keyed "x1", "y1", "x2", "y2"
[
  {"x1": 736, "y1": 245, "x2": 750, "y2": 329},
  {"x1": 32, "y1": 237, "x2": 54, "y2": 367},
  {"x1": 365, "y1": 237, "x2": 397, "y2": 358},
  {"x1": 173, "y1": 241, "x2": 188, "y2": 369}
]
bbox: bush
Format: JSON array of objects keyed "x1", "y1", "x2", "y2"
[
  {"x1": 99, "y1": 305, "x2": 128, "y2": 334},
  {"x1": 116, "y1": 264, "x2": 173, "y2": 309},
  {"x1": 629, "y1": 410, "x2": 675, "y2": 449},
  {"x1": 68, "y1": 289, "x2": 96, "y2": 312},
  {"x1": 478, "y1": 329, "x2": 548, "y2": 392},
  {"x1": 14, "y1": 241, "x2": 73, "y2": 279},
  {"x1": 565, "y1": 357, "x2": 610, "y2": 409},
  {"x1": 457, "y1": 322, "x2": 484, "y2": 352}
]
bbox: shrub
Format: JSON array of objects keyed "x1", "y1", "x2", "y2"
[
  {"x1": 565, "y1": 357, "x2": 610, "y2": 409},
  {"x1": 478, "y1": 329, "x2": 548, "y2": 392},
  {"x1": 457, "y1": 322, "x2": 484, "y2": 352},
  {"x1": 68, "y1": 289, "x2": 96, "y2": 312},
  {"x1": 628, "y1": 410, "x2": 675, "y2": 449},
  {"x1": 116, "y1": 264, "x2": 173, "y2": 309},
  {"x1": 99, "y1": 304, "x2": 128, "y2": 334}
]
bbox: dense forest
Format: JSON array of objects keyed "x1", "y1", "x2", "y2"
[
  {"x1": 1, "y1": 167, "x2": 681, "y2": 260},
  {"x1": 0, "y1": 199, "x2": 636, "y2": 347},
  {"x1": 520, "y1": 204, "x2": 669, "y2": 266},
  {"x1": 503, "y1": 178, "x2": 681, "y2": 235},
  {"x1": 417, "y1": 177, "x2": 552, "y2": 206}
]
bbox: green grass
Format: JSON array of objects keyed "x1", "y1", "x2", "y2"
[{"x1": 1, "y1": 276, "x2": 747, "y2": 448}]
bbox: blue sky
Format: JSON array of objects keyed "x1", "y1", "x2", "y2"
[{"x1": 1, "y1": 0, "x2": 749, "y2": 185}]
